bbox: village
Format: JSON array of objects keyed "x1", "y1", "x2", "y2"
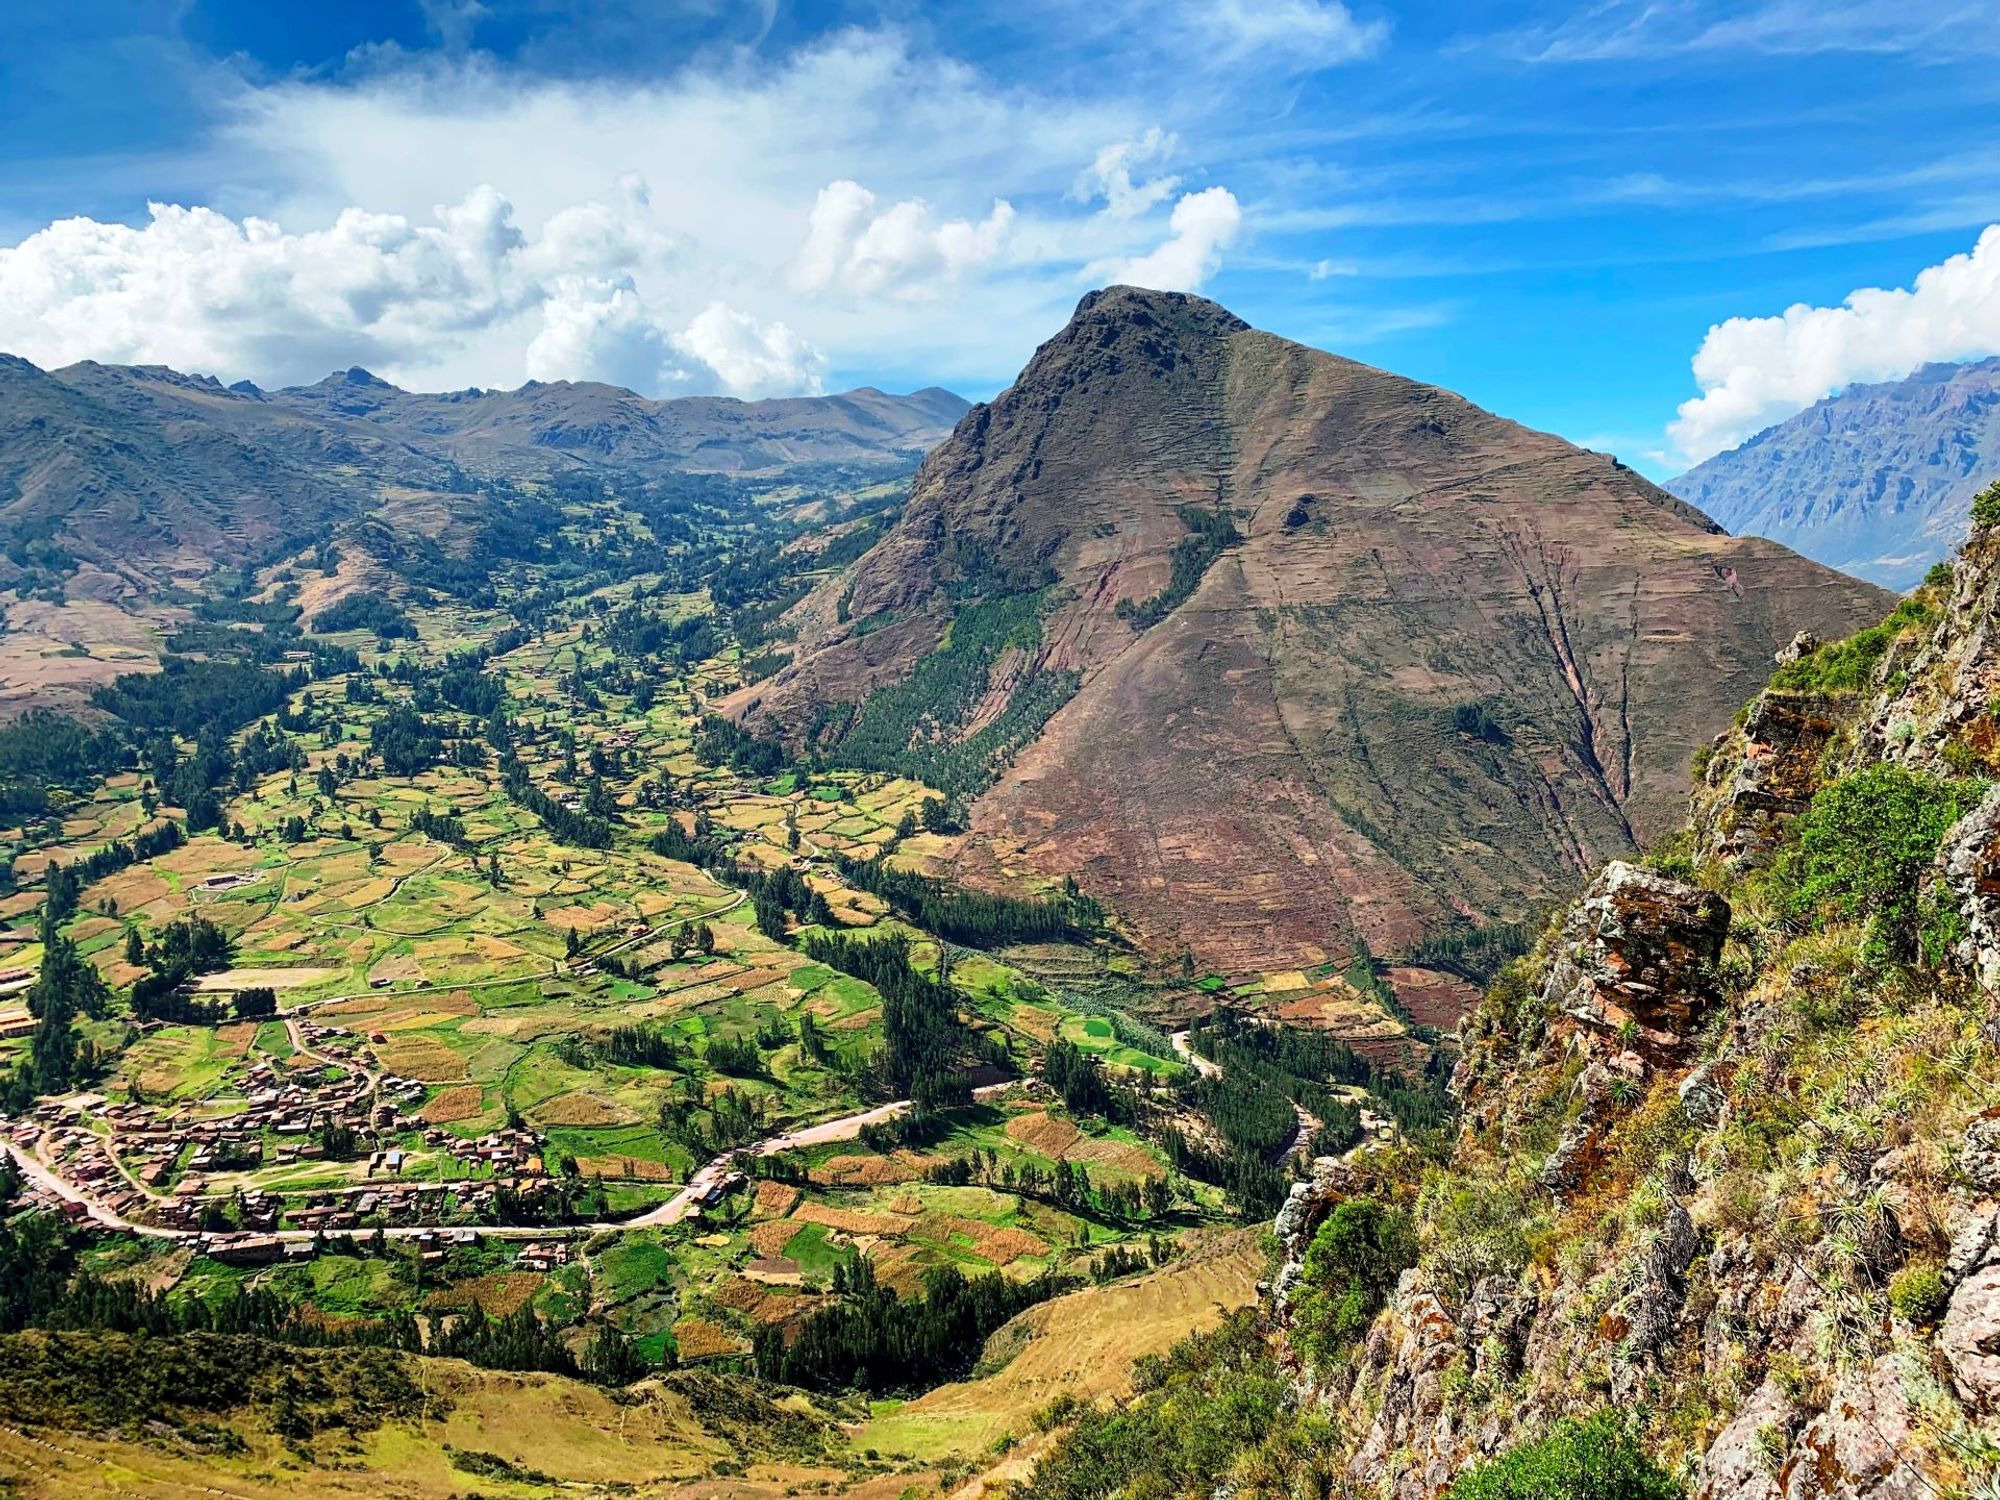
[{"x1": 0, "y1": 1011, "x2": 589, "y2": 1253}]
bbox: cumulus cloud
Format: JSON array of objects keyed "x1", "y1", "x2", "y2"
[
  {"x1": 1670, "y1": 224, "x2": 2000, "y2": 463},
  {"x1": 0, "y1": 183, "x2": 821, "y2": 397},
  {"x1": 1089, "y1": 186, "x2": 1244, "y2": 293},
  {"x1": 0, "y1": 28, "x2": 1267, "y2": 396},
  {"x1": 1074, "y1": 129, "x2": 1179, "y2": 220},
  {"x1": 791, "y1": 181, "x2": 1014, "y2": 298}
]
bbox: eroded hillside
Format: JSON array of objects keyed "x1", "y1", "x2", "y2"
[
  {"x1": 1006, "y1": 494, "x2": 2000, "y2": 1500},
  {"x1": 734, "y1": 287, "x2": 1891, "y2": 979}
]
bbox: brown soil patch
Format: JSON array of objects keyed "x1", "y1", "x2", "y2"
[
  {"x1": 1005, "y1": 1111, "x2": 1082, "y2": 1157},
  {"x1": 711, "y1": 1278, "x2": 765, "y2": 1313},
  {"x1": 791, "y1": 1203, "x2": 914, "y2": 1236},
  {"x1": 749, "y1": 1221, "x2": 797, "y2": 1259},
  {"x1": 751, "y1": 1180, "x2": 801, "y2": 1219},
  {"x1": 372, "y1": 1034, "x2": 468, "y2": 1081},
  {"x1": 813, "y1": 1153, "x2": 917, "y2": 1187},
  {"x1": 1064, "y1": 1136, "x2": 1166, "y2": 1179},
  {"x1": 428, "y1": 1271, "x2": 543, "y2": 1317},
  {"x1": 529, "y1": 1091, "x2": 636, "y2": 1128},
  {"x1": 740, "y1": 1259, "x2": 803, "y2": 1286},
  {"x1": 420, "y1": 1085, "x2": 485, "y2": 1124},
  {"x1": 919, "y1": 1214, "x2": 1048, "y2": 1266},
  {"x1": 574, "y1": 1156, "x2": 673, "y2": 1180},
  {"x1": 674, "y1": 1317, "x2": 746, "y2": 1361}
]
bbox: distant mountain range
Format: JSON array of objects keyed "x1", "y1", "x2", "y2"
[
  {"x1": 0, "y1": 354, "x2": 967, "y2": 597},
  {"x1": 731, "y1": 286, "x2": 1889, "y2": 974},
  {"x1": 1668, "y1": 357, "x2": 2000, "y2": 590}
]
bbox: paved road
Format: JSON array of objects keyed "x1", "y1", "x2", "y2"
[{"x1": 3, "y1": 1082, "x2": 1022, "y2": 1246}]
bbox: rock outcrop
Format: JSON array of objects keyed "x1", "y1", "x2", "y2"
[
  {"x1": 1537, "y1": 861, "x2": 1728, "y2": 1060},
  {"x1": 1262, "y1": 535, "x2": 2000, "y2": 1500}
]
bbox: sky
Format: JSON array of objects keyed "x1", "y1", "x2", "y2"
[{"x1": 2, "y1": 1, "x2": 1999, "y2": 477}]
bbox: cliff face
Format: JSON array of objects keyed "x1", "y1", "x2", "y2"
[
  {"x1": 1669, "y1": 358, "x2": 2000, "y2": 590},
  {"x1": 734, "y1": 287, "x2": 1890, "y2": 978},
  {"x1": 1269, "y1": 528, "x2": 2000, "y2": 1498}
]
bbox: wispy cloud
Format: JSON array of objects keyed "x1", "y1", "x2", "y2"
[{"x1": 1488, "y1": 0, "x2": 2000, "y2": 64}]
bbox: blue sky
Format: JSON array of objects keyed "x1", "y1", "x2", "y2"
[{"x1": 2, "y1": 1, "x2": 1998, "y2": 476}]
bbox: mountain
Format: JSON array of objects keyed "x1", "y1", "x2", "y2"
[
  {"x1": 1006, "y1": 533, "x2": 2000, "y2": 1500},
  {"x1": 0, "y1": 354, "x2": 968, "y2": 596},
  {"x1": 1668, "y1": 357, "x2": 2000, "y2": 590},
  {"x1": 267, "y1": 369, "x2": 969, "y2": 477},
  {"x1": 730, "y1": 287, "x2": 1891, "y2": 975}
]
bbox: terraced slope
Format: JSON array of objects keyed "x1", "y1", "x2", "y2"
[{"x1": 732, "y1": 287, "x2": 1891, "y2": 976}]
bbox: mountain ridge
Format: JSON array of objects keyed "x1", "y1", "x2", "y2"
[
  {"x1": 0, "y1": 352, "x2": 968, "y2": 597},
  {"x1": 1668, "y1": 356, "x2": 2000, "y2": 589},
  {"x1": 731, "y1": 285, "x2": 1892, "y2": 976}
]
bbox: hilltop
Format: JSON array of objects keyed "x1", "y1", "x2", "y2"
[{"x1": 731, "y1": 287, "x2": 1890, "y2": 979}]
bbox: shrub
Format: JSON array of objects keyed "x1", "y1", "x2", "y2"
[
  {"x1": 1767, "y1": 764, "x2": 1984, "y2": 963},
  {"x1": 1290, "y1": 1198, "x2": 1417, "y2": 1369},
  {"x1": 1766, "y1": 596, "x2": 1933, "y2": 695},
  {"x1": 1888, "y1": 1260, "x2": 1950, "y2": 1326},
  {"x1": 1446, "y1": 1411, "x2": 1684, "y2": 1500},
  {"x1": 1972, "y1": 479, "x2": 2000, "y2": 532}
]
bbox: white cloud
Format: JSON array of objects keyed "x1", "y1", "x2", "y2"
[
  {"x1": 791, "y1": 180, "x2": 1014, "y2": 297},
  {"x1": 0, "y1": 184, "x2": 819, "y2": 397},
  {"x1": 1089, "y1": 186, "x2": 1244, "y2": 293},
  {"x1": 1197, "y1": 0, "x2": 1387, "y2": 65},
  {"x1": 1074, "y1": 129, "x2": 1179, "y2": 220},
  {"x1": 672, "y1": 303, "x2": 826, "y2": 398},
  {"x1": 1670, "y1": 224, "x2": 2000, "y2": 464},
  {"x1": 0, "y1": 27, "x2": 1274, "y2": 396}
]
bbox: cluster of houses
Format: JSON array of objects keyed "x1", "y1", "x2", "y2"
[{"x1": 0, "y1": 1011, "x2": 578, "y2": 1242}]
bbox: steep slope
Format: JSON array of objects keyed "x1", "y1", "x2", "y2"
[
  {"x1": 1007, "y1": 503, "x2": 2000, "y2": 1500},
  {"x1": 1669, "y1": 357, "x2": 2000, "y2": 589},
  {"x1": 733, "y1": 287, "x2": 1891, "y2": 975},
  {"x1": 0, "y1": 357, "x2": 384, "y2": 597}
]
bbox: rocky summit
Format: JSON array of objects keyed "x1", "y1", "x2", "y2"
[{"x1": 733, "y1": 286, "x2": 1891, "y2": 977}]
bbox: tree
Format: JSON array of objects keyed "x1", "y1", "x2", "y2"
[{"x1": 1289, "y1": 1197, "x2": 1417, "y2": 1370}]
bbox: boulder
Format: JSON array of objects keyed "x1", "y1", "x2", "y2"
[
  {"x1": 1941, "y1": 1266, "x2": 2000, "y2": 1411},
  {"x1": 1538, "y1": 861, "x2": 1730, "y2": 1059}
]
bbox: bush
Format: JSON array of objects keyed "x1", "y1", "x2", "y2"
[
  {"x1": 1766, "y1": 596, "x2": 1932, "y2": 695},
  {"x1": 1290, "y1": 1198, "x2": 1417, "y2": 1369},
  {"x1": 1767, "y1": 764, "x2": 1984, "y2": 963},
  {"x1": 1888, "y1": 1260, "x2": 1950, "y2": 1326},
  {"x1": 1446, "y1": 1411, "x2": 1684, "y2": 1500},
  {"x1": 1972, "y1": 479, "x2": 2000, "y2": 531}
]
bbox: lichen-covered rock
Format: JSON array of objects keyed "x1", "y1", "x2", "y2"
[
  {"x1": 1780, "y1": 1356, "x2": 1930, "y2": 1499},
  {"x1": 1941, "y1": 1266, "x2": 2000, "y2": 1411},
  {"x1": 1940, "y1": 789, "x2": 2000, "y2": 994},
  {"x1": 1699, "y1": 1379, "x2": 1798, "y2": 1500},
  {"x1": 1694, "y1": 692, "x2": 1846, "y2": 870},
  {"x1": 1538, "y1": 861, "x2": 1730, "y2": 1059},
  {"x1": 1962, "y1": 1112, "x2": 2000, "y2": 1195}
]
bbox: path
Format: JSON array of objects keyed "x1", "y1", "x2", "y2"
[{"x1": 2, "y1": 1083, "x2": 1020, "y2": 1245}]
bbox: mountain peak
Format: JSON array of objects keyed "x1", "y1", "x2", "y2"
[
  {"x1": 1669, "y1": 354, "x2": 2000, "y2": 588},
  {"x1": 734, "y1": 293, "x2": 1888, "y2": 975},
  {"x1": 1068, "y1": 284, "x2": 1252, "y2": 339}
]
